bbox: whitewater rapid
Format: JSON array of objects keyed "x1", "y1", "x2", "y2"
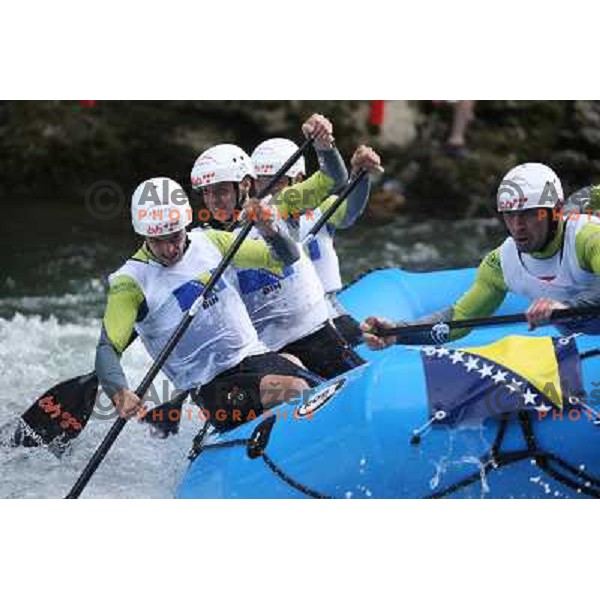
[
  {"x1": 0, "y1": 217, "x2": 506, "y2": 498},
  {"x1": 0, "y1": 312, "x2": 199, "y2": 498}
]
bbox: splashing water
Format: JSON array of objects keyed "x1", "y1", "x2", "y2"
[
  {"x1": 0, "y1": 313, "x2": 198, "y2": 498},
  {"x1": 0, "y1": 208, "x2": 506, "y2": 498}
]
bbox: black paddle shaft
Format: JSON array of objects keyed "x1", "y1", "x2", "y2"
[
  {"x1": 305, "y1": 169, "x2": 367, "y2": 239},
  {"x1": 376, "y1": 305, "x2": 600, "y2": 339},
  {"x1": 65, "y1": 139, "x2": 313, "y2": 499}
]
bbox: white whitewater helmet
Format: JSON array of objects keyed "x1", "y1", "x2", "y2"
[
  {"x1": 191, "y1": 144, "x2": 256, "y2": 189},
  {"x1": 497, "y1": 163, "x2": 564, "y2": 213},
  {"x1": 251, "y1": 138, "x2": 306, "y2": 179},
  {"x1": 131, "y1": 177, "x2": 192, "y2": 237}
]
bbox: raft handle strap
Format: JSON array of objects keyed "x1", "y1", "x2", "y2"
[
  {"x1": 426, "y1": 412, "x2": 600, "y2": 499},
  {"x1": 191, "y1": 417, "x2": 332, "y2": 499},
  {"x1": 579, "y1": 348, "x2": 600, "y2": 361}
]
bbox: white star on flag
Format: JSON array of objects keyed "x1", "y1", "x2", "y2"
[
  {"x1": 478, "y1": 363, "x2": 494, "y2": 378},
  {"x1": 424, "y1": 347, "x2": 437, "y2": 357},
  {"x1": 437, "y1": 348, "x2": 450, "y2": 357},
  {"x1": 523, "y1": 389, "x2": 538, "y2": 405},
  {"x1": 465, "y1": 356, "x2": 480, "y2": 372},
  {"x1": 507, "y1": 378, "x2": 523, "y2": 393},
  {"x1": 492, "y1": 370, "x2": 507, "y2": 384},
  {"x1": 450, "y1": 351, "x2": 465, "y2": 364}
]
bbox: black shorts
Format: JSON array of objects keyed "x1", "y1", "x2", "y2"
[
  {"x1": 332, "y1": 314, "x2": 363, "y2": 347},
  {"x1": 192, "y1": 352, "x2": 320, "y2": 432},
  {"x1": 280, "y1": 321, "x2": 366, "y2": 380}
]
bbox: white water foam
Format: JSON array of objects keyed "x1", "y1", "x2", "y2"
[{"x1": 0, "y1": 313, "x2": 198, "y2": 498}]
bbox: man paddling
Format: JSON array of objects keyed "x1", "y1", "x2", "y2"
[
  {"x1": 251, "y1": 137, "x2": 383, "y2": 346},
  {"x1": 95, "y1": 177, "x2": 322, "y2": 433},
  {"x1": 363, "y1": 163, "x2": 600, "y2": 348},
  {"x1": 191, "y1": 115, "x2": 381, "y2": 378}
]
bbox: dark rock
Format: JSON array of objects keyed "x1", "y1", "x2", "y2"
[
  {"x1": 579, "y1": 127, "x2": 600, "y2": 151},
  {"x1": 551, "y1": 149, "x2": 591, "y2": 175},
  {"x1": 1, "y1": 101, "x2": 600, "y2": 221}
]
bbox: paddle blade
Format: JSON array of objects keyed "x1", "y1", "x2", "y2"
[{"x1": 14, "y1": 372, "x2": 99, "y2": 457}]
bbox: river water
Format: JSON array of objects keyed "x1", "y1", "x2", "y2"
[{"x1": 0, "y1": 199, "x2": 506, "y2": 498}]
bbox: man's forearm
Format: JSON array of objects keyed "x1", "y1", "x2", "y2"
[
  {"x1": 316, "y1": 147, "x2": 348, "y2": 192},
  {"x1": 569, "y1": 283, "x2": 600, "y2": 310},
  {"x1": 338, "y1": 176, "x2": 370, "y2": 229},
  {"x1": 95, "y1": 325, "x2": 129, "y2": 399},
  {"x1": 264, "y1": 226, "x2": 301, "y2": 266}
]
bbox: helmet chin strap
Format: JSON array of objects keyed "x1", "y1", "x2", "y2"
[
  {"x1": 233, "y1": 182, "x2": 242, "y2": 211},
  {"x1": 234, "y1": 182, "x2": 251, "y2": 212}
]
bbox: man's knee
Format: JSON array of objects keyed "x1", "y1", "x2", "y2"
[
  {"x1": 259, "y1": 375, "x2": 310, "y2": 408},
  {"x1": 278, "y1": 352, "x2": 306, "y2": 368}
]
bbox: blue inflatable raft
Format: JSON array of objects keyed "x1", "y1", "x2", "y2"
[{"x1": 176, "y1": 268, "x2": 600, "y2": 499}]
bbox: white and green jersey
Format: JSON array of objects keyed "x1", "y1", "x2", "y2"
[
  {"x1": 103, "y1": 229, "x2": 291, "y2": 390},
  {"x1": 285, "y1": 194, "x2": 348, "y2": 318},
  {"x1": 229, "y1": 168, "x2": 351, "y2": 348},
  {"x1": 271, "y1": 171, "x2": 370, "y2": 319},
  {"x1": 235, "y1": 224, "x2": 328, "y2": 351},
  {"x1": 298, "y1": 212, "x2": 343, "y2": 318},
  {"x1": 443, "y1": 218, "x2": 600, "y2": 340},
  {"x1": 500, "y1": 216, "x2": 600, "y2": 302},
  {"x1": 299, "y1": 211, "x2": 342, "y2": 290}
]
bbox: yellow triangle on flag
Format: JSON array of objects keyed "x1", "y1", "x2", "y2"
[{"x1": 464, "y1": 335, "x2": 563, "y2": 408}]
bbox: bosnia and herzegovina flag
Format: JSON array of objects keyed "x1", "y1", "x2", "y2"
[{"x1": 421, "y1": 335, "x2": 584, "y2": 425}]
